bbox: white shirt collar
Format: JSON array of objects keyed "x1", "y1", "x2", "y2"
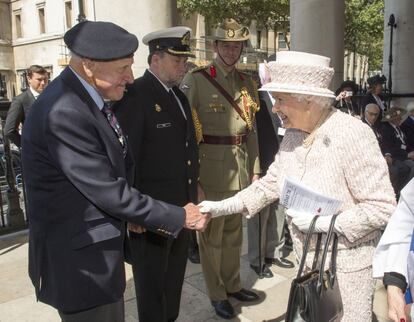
[
  {"x1": 29, "y1": 87, "x2": 40, "y2": 98},
  {"x1": 148, "y1": 69, "x2": 171, "y2": 93},
  {"x1": 69, "y1": 66, "x2": 105, "y2": 110}
]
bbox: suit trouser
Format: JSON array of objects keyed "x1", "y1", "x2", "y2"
[
  {"x1": 129, "y1": 229, "x2": 189, "y2": 322},
  {"x1": 58, "y1": 298, "x2": 124, "y2": 322},
  {"x1": 247, "y1": 201, "x2": 286, "y2": 267},
  {"x1": 198, "y1": 190, "x2": 243, "y2": 301}
]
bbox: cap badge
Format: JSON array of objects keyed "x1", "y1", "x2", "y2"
[
  {"x1": 181, "y1": 32, "x2": 191, "y2": 46},
  {"x1": 227, "y1": 29, "x2": 235, "y2": 38},
  {"x1": 155, "y1": 104, "x2": 162, "y2": 112}
]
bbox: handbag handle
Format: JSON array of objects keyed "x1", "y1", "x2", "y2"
[
  {"x1": 311, "y1": 233, "x2": 322, "y2": 270},
  {"x1": 316, "y1": 214, "x2": 339, "y2": 295},
  {"x1": 295, "y1": 215, "x2": 320, "y2": 279}
]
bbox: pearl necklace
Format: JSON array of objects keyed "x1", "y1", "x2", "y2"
[{"x1": 302, "y1": 107, "x2": 334, "y2": 148}]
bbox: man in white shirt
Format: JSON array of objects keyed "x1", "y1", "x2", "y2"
[{"x1": 4, "y1": 65, "x2": 48, "y2": 147}]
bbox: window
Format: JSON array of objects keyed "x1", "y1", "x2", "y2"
[
  {"x1": 15, "y1": 13, "x2": 22, "y2": 38},
  {"x1": 257, "y1": 30, "x2": 261, "y2": 49},
  {"x1": 0, "y1": 73, "x2": 7, "y2": 100},
  {"x1": 278, "y1": 32, "x2": 287, "y2": 49},
  {"x1": 38, "y1": 8, "x2": 45, "y2": 34},
  {"x1": 0, "y1": 8, "x2": 4, "y2": 40},
  {"x1": 77, "y1": 0, "x2": 87, "y2": 21},
  {"x1": 17, "y1": 70, "x2": 28, "y2": 92},
  {"x1": 65, "y1": 1, "x2": 72, "y2": 28}
]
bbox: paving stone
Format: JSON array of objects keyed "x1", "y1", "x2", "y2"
[{"x1": 0, "y1": 230, "x2": 392, "y2": 322}]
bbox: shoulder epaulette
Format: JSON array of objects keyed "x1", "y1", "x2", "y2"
[{"x1": 191, "y1": 65, "x2": 208, "y2": 73}]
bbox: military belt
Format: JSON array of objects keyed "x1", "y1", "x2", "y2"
[{"x1": 202, "y1": 135, "x2": 247, "y2": 145}]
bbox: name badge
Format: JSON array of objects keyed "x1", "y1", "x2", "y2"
[
  {"x1": 156, "y1": 123, "x2": 171, "y2": 129},
  {"x1": 401, "y1": 144, "x2": 407, "y2": 150}
]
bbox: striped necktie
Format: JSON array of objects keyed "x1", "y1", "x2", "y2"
[{"x1": 102, "y1": 103, "x2": 127, "y2": 157}]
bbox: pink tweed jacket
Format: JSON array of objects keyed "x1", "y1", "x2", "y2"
[{"x1": 237, "y1": 109, "x2": 396, "y2": 272}]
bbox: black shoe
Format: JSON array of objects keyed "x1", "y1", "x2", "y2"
[
  {"x1": 250, "y1": 264, "x2": 273, "y2": 278},
  {"x1": 188, "y1": 248, "x2": 200, "y2": 264},
  {"x1": 265, "y1": 257, "x2": 294, "y2": 269},
  {"x1": 211, "y1": 300, "x2": 235, "y2": 320},
  {"x1": 228, "y1": 288, "x2": 259, "y2": 302}
]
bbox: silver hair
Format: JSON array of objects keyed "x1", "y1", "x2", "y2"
[
  {"x1": 290, "y1": 93, "x2": 334, "y2": 109},
  {"x1": 365, "y1": 103, "x2": 380, "y2": 113}
]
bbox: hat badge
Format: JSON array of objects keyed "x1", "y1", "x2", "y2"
[
  {"x1": 181, "y1": 32, "x2": 190, "y2": 46},
  {"x1": 155, "y1": 104, "x2": 162, "y2": 112},
  {"x1": 227, "y1": 29, "x2": 235, "y2": 38}
]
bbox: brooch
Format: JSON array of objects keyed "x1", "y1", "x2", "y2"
[{"x1": 155, "y1": 104, "x2": 162, "y2": 112}]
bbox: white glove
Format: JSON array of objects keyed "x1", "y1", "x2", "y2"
[
  {"x1": 199, "y1": 196, "x2": 246, "y2": 218},
  {"x1": 286, "y1": 209, "x2": 333, "y2": 233}
]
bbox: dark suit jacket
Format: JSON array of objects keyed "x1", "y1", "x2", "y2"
[
  {"x1": 379, "y1": 122, "x2": 411, "y2": 160},
  {"x1": 362, "y1": 118, "x2": 382, "y2": 144},
  {"x1": 21, "y1": 67, "x2": 185, "y2": 312},
  {"x1": 4, "y1": 89, "x2": 35, "y2": 147},
  {"x1": 360, "y1": 93, "x2": 386, "y2": 124},
  {"x1": 256, "y1": 91, "x2": 280, "y2": 173},
  {"x1": 116, "y1": 70, "x2": 198, "y2": 205},
  {"x1": 401, "y1": 116, "x2": 414, "y2": 151}
]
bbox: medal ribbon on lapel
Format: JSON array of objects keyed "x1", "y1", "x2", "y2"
[{"x1": 102, "y1": 103, "x2": 127, "y2": 157}]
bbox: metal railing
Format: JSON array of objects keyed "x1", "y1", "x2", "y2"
[{"x1": 0, "y1": 101, "x2": 26, "y2": 229}]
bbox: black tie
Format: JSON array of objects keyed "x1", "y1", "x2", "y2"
[{"x1": 102, "y1": 103, "x2": 127, "y2": 157}]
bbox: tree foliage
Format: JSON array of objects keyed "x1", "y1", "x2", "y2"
[
  {"x1": 178, "y1": 0, "x2": 290, "y2": 31},
  {"x1": 345, "y1": 0, "x2": 384, "y2": 71},
  {"x1": 178, "y1": 0, "x2": 385, "y2": 71}
]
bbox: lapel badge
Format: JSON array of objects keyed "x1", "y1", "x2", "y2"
[
  {"x1": 323, "y1": 136, "x2": 331, "y2": 147},
  {"x1": 155, "y1": 104, "x2": 162, "y2": 112}
]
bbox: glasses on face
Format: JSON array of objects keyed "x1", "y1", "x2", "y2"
[{"x1": 366, "y1": 111, "x2": 379, "y2": 117}]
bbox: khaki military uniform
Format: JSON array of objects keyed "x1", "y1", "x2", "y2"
[{"x1": 182, "y1": 60, "x2": 260, "y2": 301}]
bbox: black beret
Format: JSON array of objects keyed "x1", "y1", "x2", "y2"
[
  {"x1": 367, "y1": 74, "x2": 386, "y2": 86},
  {"x1": 64, "y1": 21, "x2": 138, "y2": 61}
]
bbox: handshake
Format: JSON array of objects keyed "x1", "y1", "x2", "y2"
[
  {"x1": 183, "y1": 203, "x2": 212, "y2": 231},
  {"x1": 128, "y1": 202, "x2": 213, "y2": 234},
  {"x1": 128, "y1": 197, "x2": 247, "y2": 234},
  {"x1": 183, "y1": 195, "x2": 248, "y2": 231}
]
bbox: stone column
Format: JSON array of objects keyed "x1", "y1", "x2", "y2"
[
  {"x1": 94, "y1": 0, "x2": 178, "y2": 76},
  {"x1": 194, "y1": 14, "x2": 206, "y2": 61},
  {"x1": 383, "y1": 0, "x2": 414, "y2": 108},
  {"x1": 267, "y1": 29, "x2": 276, "y2": 57},
  {"x1": 249, "y1": 20, "x2": 258, "y2": 49},
  {"x1": 260, "y1": 28, "x2": 268, "y2": 55},
  {"x1": 290, "y1": 0, "x2": 345, "y2": 90}
]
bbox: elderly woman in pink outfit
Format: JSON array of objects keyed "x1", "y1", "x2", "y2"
[{"x1": 200, "y1": 51, "x2": 396, "y2": 321}]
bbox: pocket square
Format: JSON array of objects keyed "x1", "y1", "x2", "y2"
[{"x1": 156, "y1": 122, "x2": 172, "y2": 129}]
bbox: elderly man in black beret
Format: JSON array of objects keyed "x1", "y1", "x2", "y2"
[
  {"x1": 22, "y1": 20, "x2": 209, "y2": 322},
  {"x1": 115, "y1": 26, "x2": 201, "y2": 322}
]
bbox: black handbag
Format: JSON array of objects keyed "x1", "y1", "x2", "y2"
[{"x1": 285, "y1": 214, "x2": 343, "y2": 322}]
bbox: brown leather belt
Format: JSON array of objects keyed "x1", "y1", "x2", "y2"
[{"x1": 202, "y1": 135, "x2": 247, "y2": 145}]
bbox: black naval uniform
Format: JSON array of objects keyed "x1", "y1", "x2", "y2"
[{"x1": 115, "y1": 70, "x2": 199, "y2": 322}]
